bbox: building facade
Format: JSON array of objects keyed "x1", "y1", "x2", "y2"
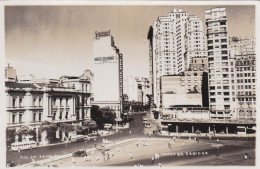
[
  {"x1": 6, "y1": 70, "x2": 93, "y2": 145},
  {"x1": 205, "y1": 8, "x2": 236, "y2": 119},
  {"x1": 184, "y1": 15, "x2": 207, "y2": 70},
  {"x1": 92, "y1": 31, "x2": 124, "y2": 118},
  {"x1": 160, "y1": 57, "x2": 208, "y2": 110},
  {"x1": 5, "y1": 64, "x2": 16, "y2": 82},
  {"x1": 230, "y1": 37, "x2": 256, "y2": 119},
  {"x1": 151, "y1": 9, "x2": 206, "y2": 108},
  {"x1": 123, "y1": 76, "x2": 150, "y2": 105}
]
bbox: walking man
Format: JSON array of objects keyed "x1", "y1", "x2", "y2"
[
  {"x1": 130, "y1": 152, "x2": 133, "y2": 159},
  {"x1": 151, "y1": 156, "x2": 154, "y2": 164}
]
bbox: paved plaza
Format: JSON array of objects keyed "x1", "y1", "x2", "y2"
[{"x1": 32, "y1": 136, "x2": 255, "y2": 167}]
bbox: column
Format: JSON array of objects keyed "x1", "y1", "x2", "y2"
[
  {"x1": 176, "y1": 124, "x2": 178, "y2": 133},
  {"x1": 226, "y1": 126, "x2": 229, "y2": 134},
  {"x1": 192, "y1": 126, "x2": 194, "y2": 133},
  {"x1": 208, "y1": 126, "x2": 211, "y2": 134}
]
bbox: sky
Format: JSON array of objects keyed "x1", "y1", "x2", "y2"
[{"x1": 5, "y1": 5, "x2": 255, "y2": 79}]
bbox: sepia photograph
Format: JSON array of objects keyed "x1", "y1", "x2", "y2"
[{"x1": 2, "y1": 0, "x2": 258, "y2": 168}]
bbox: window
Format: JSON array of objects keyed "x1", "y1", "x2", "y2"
[
  {"x1": 19, "y1": 113, "x2": 22, "y2": 123},
  {"x1": 12, "y1": 114, "x2": 15, "y2": 123},
  {"x1": 39, "y1": 113, "x2": 42, "y2": 121},
  {"x1": 19, "y1": 98, "x2": 22, "y2": 107},
  {"x1": 66, "y1": 98, "x2": 68, "y2": 106},
  {"x1": 33, "y1": 113, "x2": 36, "y2": 122},
  {"x1": 39, "y1": 98, "x2": 42, "y2": 107},
  {"x1": 34, "y1": 98, "x2": 37, "y2": 106},
  {"x1": 65, "y1": 112, "x2": 68, "y2": 119},
  {"x1": 12, "y1": 98, "x2": 16, "y2": 107}
]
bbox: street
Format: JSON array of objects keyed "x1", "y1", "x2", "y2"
[
  {"x1": 6, "y1": 114, "x2": 147, "y2": 165},
  {"x1": 6, "y1": 113, "x2": 256, "y2": 167}
]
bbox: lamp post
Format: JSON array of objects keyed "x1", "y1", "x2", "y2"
[{"x1": 84, "y1": 139, "x2": 87, "y2": 154}]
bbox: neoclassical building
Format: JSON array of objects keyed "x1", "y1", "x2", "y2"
[{"x1": 6, "y1": 70, "x2": 93, "y2": 145}]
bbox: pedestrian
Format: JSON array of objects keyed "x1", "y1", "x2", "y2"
[
  {"x1": 157, "y1": 153, "x2": 160, "y2": 160},
  {"x1": 244, "y1": 153, "x2": 251, "y2": 160},
  {"x1": 122, "y1": 146, "x2": 125, "y2": 152},
  {"x1": 159, "y1": 162, "x2": 162, "y2": 167},
  {"x1": 129, "y1": 130, "x2": 132, "y2": 134},
  {"x1": 32, "y1": 158, "x2": 35, "y2": 164},
  {"x1": 136, "y1": 141, "x2": 139, "y2": 146},
  {"x1": 107, "y1": 152, "x2": 110, "y2": 160},
  {"x1": 111, "y1": 151, "x2": 114, "y2": 157},
  {"x1": 142, "y1": 140, "x2": 145, "y2": 146},
  {"x1": 216, "y1": 147, "x2": 220, "y2": 158},
  {"x1": 51, "y1": 155, "x2": 54, "y2": 161},
  {"x1": 151, "y1": 156, "x2": 154, "y2": 164},
  {"x1": 72, "y1": 157, "x2": 75, "y2": 164},
  {"x1": 96, "y1": 155, "x2": 99, "y2": 161},
  {"x1": 130, "y1": 152, "x2": 133, "y2": 159},
  {"x1": 84, "y1": 155, "x2": 87, "y2": 161},
  {"x1": 60, "y1": 162, "x2": 63, "y2": 168},
  {"x1": 197, "y1": 137, "x2": 200, "y2": 143}
]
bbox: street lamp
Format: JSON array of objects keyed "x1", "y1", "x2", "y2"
[{"x1": 84, "y1": 139, "x2": 87, "y2": 154}]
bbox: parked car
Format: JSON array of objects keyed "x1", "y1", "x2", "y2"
[
  {"x1": 72, "y1": 150, "x2": 87, "y2": 157},
  {"x1": 6, "y1": 160, "x2": 16, "y2": 167},
  {"x1": 104, "y1": 123, "x2": 113, "y2": 129}
]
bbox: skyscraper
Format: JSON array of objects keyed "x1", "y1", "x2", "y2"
[
  {"x1": 150, "y1": 9, "x2": 206, "y2": 108},
  {"x1": 205, "y1": 8, "x2": 236, "y2": 119},
  {"x1": 92, "y1": 31, "x2": 123, "y2": 118}
]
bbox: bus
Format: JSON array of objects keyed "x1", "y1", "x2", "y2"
[
  {"x1": 237, "y1": 126, "x2": 247, "y2": 135},
  {"x1": 71, "y1": 135, "x2": 84, "y2": 143},
  {"x1": 11, "y1": 141, "x2": 37, "y2": 151}
]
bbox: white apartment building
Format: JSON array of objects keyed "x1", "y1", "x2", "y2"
[
  {"x1": 151, "y1": 9, "x2": 206, "y2": 108},
  {"x1": 92, "y1": 31, "x2": 123, "y2": 118},
  {"x1": 123, "y1": 76, "x2": 138, "y2": 102},
  {"x1": 205, "y1": 8, "x2": 236, "y2": 119},
  {"x1": 123, "y1": 76, "x2": 150, "y2": 105},
  {"x1": 184, "y1": 15, "x2": 207, "y2": 70}
]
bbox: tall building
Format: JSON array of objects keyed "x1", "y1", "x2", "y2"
[
  {"x1": 123, "y1": 76, "x2": 150, "y2": 105},
  {"x1": 205, "y1": 8, "x2": 236, "y2": 119},
  {"x1": 5, "y1": 64, "x2": 16, "y2": 82},
  {"x1": 123, "y1": 76, "x2": 138, "y2": 102},
  {"x1": 184, "y1": 15, "x2": 207, "y2": 70},
  {"x1": 230, "y1": 37, "x2": 256, "y2": 119},
  {"x1": 92, "y1": 31, "x2": 124, "y2": 118},
  {"x1": 150, "y1": 9, "x2": 206, "y2": 108}
]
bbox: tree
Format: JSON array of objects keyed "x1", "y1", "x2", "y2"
[
  {"x1": 6, "y1": 128, "x2": 16, "y2": 148},
  {"x1": 100, "y1": 107, "x2": 116, "y2": 124},
  {"x1": 16, "y1": 126, "x2": 36, "y2": 142},
  {"x1": 91, "y1": 105, "x2": 116, "y2": 128},
  {"x1": 39, "y1": 121, "x2": 58, "y2": 143}
]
